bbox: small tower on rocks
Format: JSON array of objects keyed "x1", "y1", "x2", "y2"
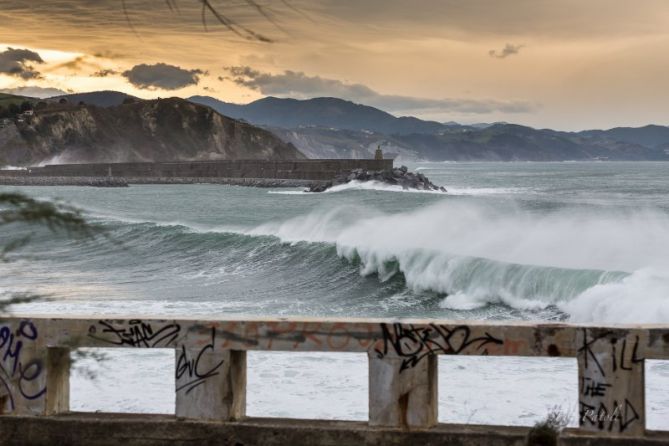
[{"x1": 374, "y1": 145, "x2": 384, "y2": 160}]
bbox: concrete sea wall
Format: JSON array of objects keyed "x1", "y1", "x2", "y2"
[
  {"x1": 0, "y1": 176, "x2": 321, "y2": 188},
  {"x1": 0, "y1": 159, "x2": 394, "y2": 182}
]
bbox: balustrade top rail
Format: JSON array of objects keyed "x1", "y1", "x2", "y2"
[{"x1": 1, "y1": 315, "x2": 667, "y2": 439}]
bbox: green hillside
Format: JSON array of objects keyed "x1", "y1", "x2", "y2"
[{"x1": 0, "y1": 93, "x2": 34, "y2": 107}]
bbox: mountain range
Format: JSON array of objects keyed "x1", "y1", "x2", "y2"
[
  {"x1": 10, "y1": 90, "x2": 669, "y2": 162},
  {"x1": 188, "y1": 95, "x2": 669, "y2": 161}
]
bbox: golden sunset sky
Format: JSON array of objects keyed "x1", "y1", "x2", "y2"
[{"x1": 1, "y1": 0, "x2": 668, "y2": 130}]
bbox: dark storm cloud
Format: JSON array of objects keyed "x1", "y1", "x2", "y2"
[
  {"x1": 225, "y1": 66, "x2": 535, "y2": 114},
  {"x1": 489, "y1": 43, "x2": 523, "y2": 59},
  {"x1": 0, "y1": 47, "x2": 44, "y2": 79},
  {"x1": 122, "y1": 63, "x2": 204, "y2": 90}
]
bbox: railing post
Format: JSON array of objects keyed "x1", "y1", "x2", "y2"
[
  {"x1": 577, "y1": 328, "x2": 646, "y2": 437},
  {"x1": 0, "y1": 319, "x2": 69, "y2": 416},
  {"x1": 175, "y1": 347, "x2": 246, "y2": 421},
  {"x1": 368, "y1": 352, "x2": 437, "y2": 429},
  {"x1": 45, "y1": 347, "x2": 70, "y2": 415}
]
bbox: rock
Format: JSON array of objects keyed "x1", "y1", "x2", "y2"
[{"x1": 308, "y1": 165, "x2": 446, "y2": 193}]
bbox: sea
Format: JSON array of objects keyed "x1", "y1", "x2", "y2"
[{"x1": 1, "y1": 161, "x2": 669, "y2": 429}]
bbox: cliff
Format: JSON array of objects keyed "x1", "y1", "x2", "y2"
[{"x1": 0, "y1": 97, "x2": 305, "y2": 166}]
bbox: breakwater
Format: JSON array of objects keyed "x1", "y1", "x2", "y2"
[
  {"x1": 0, "y1": 176, "x2": 320, "y2": 188},
  {"x1": 0, "y1": 315, "x2": 667, "y2": 445},
  {"x1": 0, "y1": 159, "x2": 393, "y2": 183}
]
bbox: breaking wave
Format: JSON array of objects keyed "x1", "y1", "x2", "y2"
[
  {"x1": 21, "y1": 198, "x2": 669, "y2": 324},
  {"x1": 245, "y1": 200, "x2": 669, "y2": 323}
]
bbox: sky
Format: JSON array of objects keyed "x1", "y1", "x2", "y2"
[{"x1": 1, "y1": 0, "x2": 669, "y2": 130}]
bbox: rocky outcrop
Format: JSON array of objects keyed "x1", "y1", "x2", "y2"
[
  {"x1": 309, "y1": 165, "x2": 446, "y2": 192},
  {"x1": 0, "y1": 98, "x2": 305, "y2": 166}
]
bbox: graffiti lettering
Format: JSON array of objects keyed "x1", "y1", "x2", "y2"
[
  {"x1": 176, "y1": 328, "x2": 224, "y2": 394},
  {"x1": 375, "y1": 323, "x2": 504, "y2": 372},
  {"x1": 88, "y1": 320, "x2": 181, "y2": 348},
  {"x1": 578, "y1": 329, "x2": 645, "y2": 434},
  {"x1": 0, "y1": 321, "x2": 45, "y2": 411}
]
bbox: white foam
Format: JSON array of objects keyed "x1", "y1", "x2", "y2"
[
  {"x1": 268, "y1": 183, "x2": 529, "y2": 197},
  {"x1": 562, "y1": 268, "x2": 669, "y2": 323},
  {"x1": 324, "y1": 181, "x2": 446, "y2": 194},
  {"x1": 445, "y1": 187, "x2": 529, "y2": 196},
  {"x1": 248, "y1": 200, "x2": 669, "y2": 323}
]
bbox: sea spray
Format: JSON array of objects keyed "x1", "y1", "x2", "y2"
[
  {"x1": 245, "y1": 200, "x2": 669, "y2": 321},
  {"x1": 22, "y1": 189, "x2": 669, "y2": 323}
]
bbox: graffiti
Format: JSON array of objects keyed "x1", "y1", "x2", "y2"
[
  {"x1": 581, "y1": 377, "x2": 611, "y2": 397},
  {"x1": 176, "y1": 327, "x2": 224, "y2": 394},
  {"x1": 375, "y1": 323, "x2": 504, "y2": 372},
  {"x1": 578, "y1": 330, "x2": 643, "y2": 377},
  {"x1": 0, "y1": 321, "x2": 46, "y2": 411},
  {"x1": 88, "y1": 320, "x2": 181, "y2": 348},
  {"x1": 578, "y1": 329, "x2": 644, "y2": 434}
]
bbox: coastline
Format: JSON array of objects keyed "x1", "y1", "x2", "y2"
[{"x1": 0, "y1": 176, "x2": 324, "y2": 188}]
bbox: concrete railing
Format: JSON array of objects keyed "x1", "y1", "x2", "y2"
[{"x1": 1, "y1": 315, "x2": 668, "y2": 441}]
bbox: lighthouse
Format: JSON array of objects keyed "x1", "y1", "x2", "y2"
[{"x1": 374, "y1": 145, "x2": 384, "y2": 160}]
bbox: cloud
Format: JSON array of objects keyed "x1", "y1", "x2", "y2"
[
  {"x1": 92, "y1": 69, "x2": 118, "y2": 77},
  {"x1": 122, "y1": 63, "x2": 204, "y2": 90},
  {"x1": 0, "y1": 86, "x2": 67, "y2": 98},
  {"x1": 93, "y1": 51, "x2": 126, "y2": 60},
  {"x1": 0, "y1": 47, "x2": 44, "y2": 79},
  {"x1": 225, "y1": 66, "x2": 534, "y2": 114},
  {"x1": 489, "y1": 43, "x2": 524, "y2": 59},
  {"x1": 53, "y1": 56, "x2": 88, "y2": 71}
]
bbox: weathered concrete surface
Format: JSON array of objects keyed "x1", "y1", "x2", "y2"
[
  {"x1": 368, "y1": 352, "x2": 437, "y2": 428},
  {"x1": 1, "y1": 415, "x2": 668, "y2": 446},
  {"x1": 0, "y1": 414, "x2": 531, "y2": 446},
  {"x1": 560, "y1": 428, "x2": 669, "y2": 445}
]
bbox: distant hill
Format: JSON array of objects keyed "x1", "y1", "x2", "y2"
[
  {"x1": 50, "y1": 91, "x2": 140, "y2": 107},
  {"x1": 189, "y1": 96, "x2": 447, "y2": 135},
  {"x1": 395, "y1": 124, "x2": 667, "y2": 161},
  {"x1": 0, "y1": 93, "x2": 35, "y2": 108},
  {"x1": 269, "y1": 124, "x2": 668, "y2": 161},
  {"x1": 0, "y1": 97, "x2": 304, "y2": 166},
  {"x1": 576, "y1": 125, "x2": 669, "y2": 149},
  {"x1": 189, "y1": 95, "x2": 669, "y2": 161}
]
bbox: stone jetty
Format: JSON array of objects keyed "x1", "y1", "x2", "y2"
[{"x1": 309, "y1": 165, "x2": 446, "y2": 192}]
